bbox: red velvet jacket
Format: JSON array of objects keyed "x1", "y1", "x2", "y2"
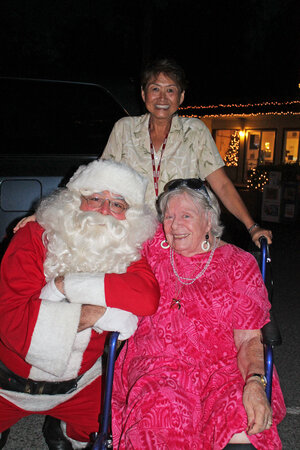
[{"x1": 0, "y1": 222, "x2": 159, "y2": 380}]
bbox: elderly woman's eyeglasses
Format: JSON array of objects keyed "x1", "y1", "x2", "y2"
[
  {"x1": 164, "y1": 178, "x2": 211, "y2": 204},
  {"x1": 81, "y1": 195, "x2": 129, "y2": 215}
]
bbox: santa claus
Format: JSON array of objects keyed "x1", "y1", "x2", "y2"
[{"x1": 0, "y1": 159, "x2": 159, "y2": 449}]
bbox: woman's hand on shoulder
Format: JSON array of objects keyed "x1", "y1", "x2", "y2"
[
  {"x1": 13, "y1": 214, "x2": 37, "y2": 233},
  {"x1": 243, "y1": 379, "x2": 272, "y2": 435}
]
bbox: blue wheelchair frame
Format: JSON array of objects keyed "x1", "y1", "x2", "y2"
[
  {"x1": 92, "y1": 237, "x2": 282, "y2": 449},
  {"x1": 91, "y1": 331, "x2": 119, "y2": 450},
  {"x1": 260, "y1": 237, "x2": 282, "y2": 402}
]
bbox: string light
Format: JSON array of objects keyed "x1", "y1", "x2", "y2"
[
  {"x1": 246, "y1": 168, "x2": 269, "y2": 191},
  {"x1": 179, "y1": 100, "x2": 299, "y2": 187},
  {"x1": 179, "y1": 100, "x2": 300, "y2": 118},
  {"x1": 180, "y1": 111, "x2": 300, "y2": 118},
  {"x1": 180, "y1": 100, "x2": 300, "y2": 109}
]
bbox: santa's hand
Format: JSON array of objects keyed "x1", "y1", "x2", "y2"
[{"x1": 93, "y1": 307, "x2": 138, "y2": 340}]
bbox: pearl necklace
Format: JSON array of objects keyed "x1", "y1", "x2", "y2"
[
  {"x1": 170, "y1": 237, "x2": 219, "y2": 286},
  {"x1": 169, "y1": 237, "x2": 219, "y2": 309}
]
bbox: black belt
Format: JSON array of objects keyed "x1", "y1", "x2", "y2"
[{"x1": 0, "y1": 360, "x2": 82, "y2": 395}]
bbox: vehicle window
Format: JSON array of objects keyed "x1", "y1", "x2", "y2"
[
  {"x1": 0, "y1": 78, "x2": 127, "y2": 156},
  {"x1": 0, "y1": 78, "x2": 128, "y2": 257}
]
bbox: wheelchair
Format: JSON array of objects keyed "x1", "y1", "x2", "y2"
[{"x1": 91, "y1": 237, "x2": 283, "y2": 450}]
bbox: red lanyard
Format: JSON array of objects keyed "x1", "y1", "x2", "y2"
[{"x1": 149, "y1": 125, "x2": 169, "y2": 198}]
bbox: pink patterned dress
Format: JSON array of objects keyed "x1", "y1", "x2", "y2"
[{"x1": 112, "y1": 225, "x2": 286, "y2": 449}]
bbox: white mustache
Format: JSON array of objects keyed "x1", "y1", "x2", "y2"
[{"x1": 73, "y1": 210, "x2": 128, "y2": 240}]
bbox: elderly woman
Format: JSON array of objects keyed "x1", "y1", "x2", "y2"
[
  {"x1": 15, "y1": 59, "x2": 272, "y2": 247},
  {"x1": 111, "y1": 178, "x2": 285, "y2": 449}
]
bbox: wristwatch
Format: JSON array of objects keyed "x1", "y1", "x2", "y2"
[{"x1": 245, "y1": 373, "x2": 267, "y2": 388}]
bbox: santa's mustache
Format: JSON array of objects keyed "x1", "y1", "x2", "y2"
[{"x1": 68, "y1": 209, "x2": 129, "y2": 241}]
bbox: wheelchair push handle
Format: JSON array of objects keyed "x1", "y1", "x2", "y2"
[
  {"x1": 259, "y1": 235, "x2": 268, "y2": 246},
  {"x1": 259, "y1": 236, "x2": 269, "y2": 282}
]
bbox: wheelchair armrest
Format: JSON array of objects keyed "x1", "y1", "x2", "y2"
[{"x1": 262, "y1": 310, "x2": 282, "y2": 347}]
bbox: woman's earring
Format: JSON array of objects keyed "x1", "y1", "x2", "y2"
[
  {"x1": 201, "y1": 233, "x2": 210, "y2": 252},
  {"x1": 161, "y1": 240, "x2": 170, "y2": 249}
]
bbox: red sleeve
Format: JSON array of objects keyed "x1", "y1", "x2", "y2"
[
  {"x1": 104, "y1": 256, "x2": 160, "y2": 316},
  {"x1": 0, "y1": 223, "x2": 46, "y2": 359}
]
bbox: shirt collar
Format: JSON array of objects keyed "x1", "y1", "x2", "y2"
[{"x1": 134, "y1": 113, "x2": 182, "y2": 148}]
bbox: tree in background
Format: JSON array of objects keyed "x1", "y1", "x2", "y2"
[{"x1": 224, "y1": 131, "x2": 239, "y2": 166}]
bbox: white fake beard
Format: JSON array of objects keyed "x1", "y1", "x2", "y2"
[{"x1": 37, "y1": 190, "x2": 157, "y2": 280}]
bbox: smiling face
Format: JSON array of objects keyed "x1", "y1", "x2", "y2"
[
  {"x1": 141, "y1": 72, "x2": 185, "y2": 121},
  {"x1": 163, "y1": 192, "x2": 211, "y2": 257}
]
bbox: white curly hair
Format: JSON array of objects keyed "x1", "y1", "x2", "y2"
[{"x1": 36, "y1": 188, "x2": 157, "y2": 281}]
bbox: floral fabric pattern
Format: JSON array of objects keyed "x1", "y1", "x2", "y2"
[
  {"x1": 101, "y1": 114, "x2": 224, "y2": 209},
  {"x1": 111, "y1": 226, "x2": 286, "y2": 449}
]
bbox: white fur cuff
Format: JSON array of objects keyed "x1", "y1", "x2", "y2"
[
  {"x1": 94, "y1": 307, "x2": 138, "y2": 340},
  {"x1": 40, "y1": 279, "x2": 66, "y2": 302},
  {"x1": 64, "y1": 273, "x2": 106, "y2": 306}
]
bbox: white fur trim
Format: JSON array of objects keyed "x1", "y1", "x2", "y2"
[
  {"x1": 93, "y1": 307, "x2": 138, "y2": 340},
  {"x1": 26, "y1": 300, "x2": 81, "y2": 377},
  {"x1": 61, "y1": 422, "x2": 88, "y2": 449},
  {"x1": 66, "y1": 159, "x2": 148, "y2": 206},
  {"x1": 0, "y1": 360, "x2": 102, "y2": 411},
  {"x1": 29, "y1": 328, "x2": 92, "y2": 381},
  {"x1": 40, "y1": 278, "x2": 66, "y2": 302},
  {"x1": 64, "y1": 273, "x2": 106, "y2": 306}
]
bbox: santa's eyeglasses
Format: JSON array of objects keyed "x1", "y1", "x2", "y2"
[
  {"x1": 163, "y1": 178, "x2": 211, "y2": 205},
  {"x1": 81, "y1": 195, "x2": 129, "y2": 215}
]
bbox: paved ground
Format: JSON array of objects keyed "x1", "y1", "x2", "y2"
[
  {"x1": 267, "y1": 220, "x2": 300, "y2": 449},
  {"x1": 2, "y1": 218, "x2": 300, "y2": 449}
]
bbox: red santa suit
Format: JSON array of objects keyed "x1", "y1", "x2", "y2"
[{"x1": 0, "y1": 222, "x2": 159, "y2": 443}]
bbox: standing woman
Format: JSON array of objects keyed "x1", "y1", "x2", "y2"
[
  {"x1": 102, "y1": 58, "x2": 272, "y2": 247},
  {"x1": 14, "y1": 58, "x2": 272, "y2": 247}
]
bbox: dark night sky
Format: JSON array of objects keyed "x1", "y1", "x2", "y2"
[{"x1": 0, "y1": 0, "x2": 299, "y2": 108}]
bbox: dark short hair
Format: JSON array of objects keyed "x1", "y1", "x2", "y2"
[{"x1": 141, "y1": 58, "x2": 188, "y2": 93}]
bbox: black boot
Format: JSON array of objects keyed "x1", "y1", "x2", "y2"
[
  {"x1": 42, "y1": 416, "x2": 73, "y2": 450},
  {"x1": 0, "y1": 429, "x2": 10, "y2": 449}
]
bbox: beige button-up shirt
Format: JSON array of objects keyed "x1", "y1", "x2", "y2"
[{"x1": 101, "y1": 113, "x2": 224, "y2": 209}]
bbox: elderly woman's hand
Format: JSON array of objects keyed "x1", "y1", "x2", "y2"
[
  {"x1": 13, "y1": 214, "x2": 37, "y2": 233},
  {"x1": 250, "y1": 225, "x2": 272, "y2": 247},
  {"x1": 243, "y1": 378, "x2": 273, "y2": 435}
]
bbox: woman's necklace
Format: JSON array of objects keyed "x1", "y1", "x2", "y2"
[
  {"x1": 170, "y1": 237, "x2": 219, "y2": 309},
  {"x1": 149, "y1": 121, "x2": 170, "y2": 198}
]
